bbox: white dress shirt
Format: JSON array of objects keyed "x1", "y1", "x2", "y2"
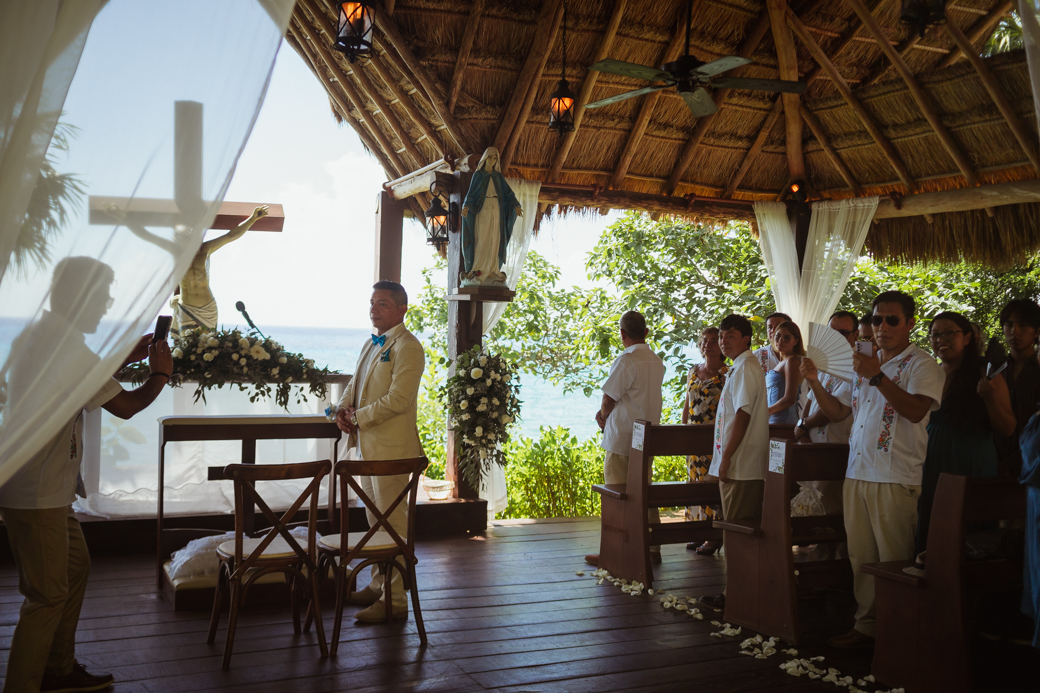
[
  {"x1": 837, "y1": 343, "x2": 944, "y2": 485},
  {"x1": 806, "y1": 373, "x2": 854, "y2": 444},
  {"x1": 600, "y1": 343, "x2": 665, "y2": 455},
  {"x1": 710, "y1": 349, "x2": 770, "y2": 480},
  {"x1": 754, "y1": 345, "x2": 780, "y2": 373}
]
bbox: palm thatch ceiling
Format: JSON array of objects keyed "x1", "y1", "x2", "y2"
[{"x1": 286, "y1": 0, "x2": 1040, "y2": 267}]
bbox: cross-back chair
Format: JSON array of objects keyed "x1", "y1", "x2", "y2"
[
  {"x1": 206, "y1": 459, "x2": 330, "y2": 669},
  {"x1": 316, "y1": 456, "x2": 428, "y2": 655}
]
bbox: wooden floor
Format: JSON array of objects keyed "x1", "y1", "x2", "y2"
[{"x1": 1, "y1": 517, "x2": 1036, "y2": 692}]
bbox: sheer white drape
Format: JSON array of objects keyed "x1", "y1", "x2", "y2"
[
  {"x1": 0, "y1": 1, "x2": 292, "y2": 489},
  {"x1": 481, "y1": 178, "x2": 541, "y2": 333},
  {"x1": 1019, "y1": 0, "x2": 1040, "y2": 131},
  {"x1": 754, "y1": 202, "x2": 802, "y2": 323}
]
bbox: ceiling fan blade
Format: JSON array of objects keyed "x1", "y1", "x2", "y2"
[
  {"x1": 585, "y1": 85, "x2": 669, "y2": 109},
  {"x1": 589, "y1": 58, "x2": 673, "y2": 83},
  {"x1": 711, "y1": 77, "x2": 807, "y2": 94},
  {"x1": 681, "y1": 88, "x2": 718, "y2": 118},
  {"x1": 692, "y1": 55, "x2": 752, "y2": 77}
]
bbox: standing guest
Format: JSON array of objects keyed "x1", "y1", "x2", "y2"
[
  {"x1": 335, "y1": 280, "x2": 425, "y2": 623},
  {"x1": 767, "y1": 321, "x2": 805, "y2": 424},
  {"x1": 754, "y1": 312, "x2": 791, "y2": 373},
  {"x1": 859, "y1": 312, "x2": 876, "y2": 348},
  {"x1": 0, "y1": 257, "x2": 173, "y2": 693},
  {"x1": 683, "y1": 326, "x2": 727, "y2": 555},
  {"x1": 1016, "y1": 392, "x2": 1040, "y2": 649},
  {"x1": 997, "y1": 299, "x2": 1040, "y2": 477},
  {"x1": 915, "y1": 312, "x2": 1014, "y2": 552},
  {"x1": 804, "y1": 291, "x2": 944, "y2": 649},
  {"x1": 699, "y1": 314, "x2": 770, "y2": 611},
  {"x1": 586, "y1": 311, "x2": 666, "y2": 567}
]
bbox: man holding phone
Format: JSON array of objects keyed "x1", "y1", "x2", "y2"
[{"x1": 802, "y1": 291, "x2": 943, "y2": 649}]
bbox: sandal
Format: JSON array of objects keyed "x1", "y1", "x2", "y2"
[{"x1": 694, "y1": 541, "x2": 720, "y2": 556}]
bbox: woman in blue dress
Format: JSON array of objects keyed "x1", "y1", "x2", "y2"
[{"x1": 767, "y1": 320, "x2": 804, "y2": 425}]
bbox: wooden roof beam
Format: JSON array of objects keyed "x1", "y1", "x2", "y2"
[
  {"x1": 800, "y1": 104, "x2": 865, "y2": 196},
  {"x1": 364, "y1": 51, "x2": 445, "y2": 157},
  {"x1": 863, "y1": 30, "x2": 927, "y2": 86},
  {"x1": 768, "y1": 0, "x2": 804, "y2": 181},
  {"x1": 538, "y1": 185, "x2": 756, "y2": 221},
  {"x1": 943, "y1": 10, "x2": 1040, "y2": 175},
  {"x1": 803, "y1": 0, "x2": 883, "y2": 86},
  {"x1": 448, "y1": 0, "x2": 485, "y2": 114},
  {"x1": 547, "y1": 0, "x2": 629, "y2": 184},
  {"x1": 665, "y1": 10, "x2": 772, "y2": 195},
  {"x1": 873, "y1": 178, "x2": 1040, "y2": 219},
  {"x1": 939, "y1": 0, "x2": 1013, "y2": 68},
  {"x1": 723, "y1": 97, "x2": 784, "y2": 198}
]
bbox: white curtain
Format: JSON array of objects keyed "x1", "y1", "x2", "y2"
[
  {"x1": 754, "y1": 198, "x2": 878, "y2": 330},
  {"x1": 1020, "y1": 0, "x2": 1040, "y2": 132},
  {"x1": 482, "y1": 178, "x2": 541, "y2": 333},
  {"x1": 0, "y1": 1, "x2": 293, "y2": 489}
]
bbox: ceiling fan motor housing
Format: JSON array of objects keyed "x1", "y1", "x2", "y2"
[{"x1": 663, "y1": 55, "x2": 705, "y2": 80}]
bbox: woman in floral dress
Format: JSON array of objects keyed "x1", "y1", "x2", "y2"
[{"x1": 683, "y1": 326, "x2": 727, "y2": 555}]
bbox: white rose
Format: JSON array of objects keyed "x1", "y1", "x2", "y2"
[
  {"x1": 279, "y1": 356, "x2": 287, "y2": 364},
  {"x1": 202, "y1": 352, "x2": 215, "y2": 362},
  {"x1": 466, "y1": 387, "x2": 474, "y2": 395},
  {"x1": 207, "y1": 337, "x2": 219, "y2": 347},
  {"x1": 475, "y1": 426, "x2": 483, "y2": 436},
  {"x1": 489, "y1": 432, "x2": 496, "y2": 440},
  {"x1": 271, "y1": 367, "x2": 279, "y2": 376},
  {"x1": 486, "y1": 379, "x2": 492, "y2": 387},
  {"x1": 461, "y1": 413, "x2": 471, "y2": 420},
  {"x1": 492, "y1": 397, "x2": 500, "y2": 406},
  {"x1": 480, "y1": 397, "x2": 488, "y2": 403},
  {"x1": 479, "y1": 448, "x2": 487, "y2": 459},
  {"x1": 239, "y1": 338, "x2": 250, "y2": 349},
  {"x1": 232, "y1": 353, "x2": 239, "y2": 361},
  {"x1": 189, "y1": 355, "x2": 195, "y2": 360},
  {"x1": 172, "y1": 348, "x2": 183, "y2": 358},
  {"x1": 460, "y1": 400, "x2": 469, "y2": 410},
  {"x1": 470, "y1": 368, "x2": 483, "y2": 379},
  {"x1": 504, "y1": 374, "x2": 512, "y2": 383},
  {"x1": 500, "y1": 415, "x2": 511, "y2": 424}
]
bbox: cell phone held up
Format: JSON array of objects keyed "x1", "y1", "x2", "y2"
[
  {"x1": 854, "y1": 340, "x2": 873, "y2": 356},
  {"x1": 153, "y1": 315, "x2": 172, "y2": 343}
]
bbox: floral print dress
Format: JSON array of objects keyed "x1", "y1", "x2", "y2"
[{"x1": 686, "y1": 364, "x2": 727, "y2": 521}]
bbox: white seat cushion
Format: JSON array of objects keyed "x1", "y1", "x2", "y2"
[
  {"x1": 317, "y1": 531, "x2": 399, "y2": 552},
  {"x1": 162, "y1": 560, "x2": 286, "y2": 591},
  {"x1": 217, "y1": 535, "x2": 309, "y2": 560}
]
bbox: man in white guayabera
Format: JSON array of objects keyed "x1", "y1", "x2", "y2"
[
  {"x1": 0, "y1": 257, "x2": 172, "y2": 693},
  {"x1": 585, "y1": 311, "x2": 666, "y2": 567}
]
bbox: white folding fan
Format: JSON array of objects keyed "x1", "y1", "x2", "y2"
[{"x1": 805, "y1": 322, "x2": 855, "y2": 383}]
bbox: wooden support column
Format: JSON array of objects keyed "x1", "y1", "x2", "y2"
[
  {"x1": 448, "y1": 0, "x2": 486, "y2": 113},
  {"x1": 938, "y1": 0, "x2": 1013, "y2": 68},
  {"x1": 792, "y1": 200, "x2": 812, "y2": 270},
  {"x1": 767, "y1": 0, "x2": 805, "y2": 181},
  {"x1": 374, "y1": 190, "x2": 405, "y2": 282},
  {"x1": 800, "y1": 104, "x2": 865, "y2": 196},
  {"x1": 723, "y1": 98, "x2": 784, "y2": 198}
]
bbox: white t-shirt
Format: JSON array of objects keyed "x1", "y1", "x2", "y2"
[
  {"x1": 600, "y1": 343, "x2": 665, "y2": 455},
  {"x1": 806, "y1": 373, "x2": 854, "y2": 444},
  {"x1": 839, "y1": 343, "x2": 945, "y2": 485},
  {"x1": 754, "y1": 345, "x2": 780, "y2": 374},
  {"x1": 710, "y1": 349, "x2": 770, "y2": 480}
]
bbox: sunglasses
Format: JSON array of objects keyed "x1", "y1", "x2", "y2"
[{"x1": 871, "y1": 315, "x2": 905, "y2": 327}]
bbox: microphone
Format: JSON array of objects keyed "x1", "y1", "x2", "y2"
[{"x1": 235, "y1": 301, "x2": 266, "y2": 338}]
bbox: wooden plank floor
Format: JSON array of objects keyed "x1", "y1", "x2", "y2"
[{"x1": 0, "y1": 518, "x2": 1036, "y2": 692}]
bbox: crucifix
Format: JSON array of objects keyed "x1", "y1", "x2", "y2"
[{"x1": 88, "y1": 100, "x2": 284, "y2": 335}]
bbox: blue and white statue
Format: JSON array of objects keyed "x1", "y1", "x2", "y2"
[{"x1": 461, "y1": 147, "x2": 522, "y2": 286}]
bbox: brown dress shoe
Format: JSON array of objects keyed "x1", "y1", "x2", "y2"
[
  {"x1": 584, "y1": 554, "x2": 599, "y2": 566},
  {"x1": 827, "y1": 629, "x2": 875, "y2": 649}
]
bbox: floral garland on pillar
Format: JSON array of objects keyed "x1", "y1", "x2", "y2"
[{"x1": 443, "y1": 345, "x2": 521, "y2": 488}]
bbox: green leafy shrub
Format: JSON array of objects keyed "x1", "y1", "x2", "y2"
[{"x1": 499, "y1": 427, "x2": 604, "y2": 519}]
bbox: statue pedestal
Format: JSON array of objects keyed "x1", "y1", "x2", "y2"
[{"x1": 446, "y1": 286, "x2": 516, "y2": 302}]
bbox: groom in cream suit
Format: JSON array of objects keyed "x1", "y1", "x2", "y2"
[{"x1": 335, "y1": 280, "x2": 425, "y2": 622}]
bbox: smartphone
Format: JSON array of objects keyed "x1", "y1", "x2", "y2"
[
  {"x1": 854, "y1": 340, "x2": 873, "y2": 355},
  {"x1": 153, "y1": 315, "x2": 172, "y2": 343}
]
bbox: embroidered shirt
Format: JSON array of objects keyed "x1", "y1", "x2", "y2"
[
  {"x1": 601, "y1": 343, "x2": 666, "y2": 455},
  {"x1": 710, "y1": 349, "x2": 770, "y2": 480},
  {"x1": 839, "y1": 343, "x2": 944, "y2": 485},
  {"x1": 754, "y1": 345, "x2": 780, "y2": 374},
  {"x1": 806, "y1": 373, "x2": 854, "y2": 444}
]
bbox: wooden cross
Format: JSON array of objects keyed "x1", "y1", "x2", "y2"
[{"x1": 88, "y1": 101, "x2": 284, "y2": 241}]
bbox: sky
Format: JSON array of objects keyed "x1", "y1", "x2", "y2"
[{"x1": 210, "y1": 41, "x2": 622, "y2": 330}]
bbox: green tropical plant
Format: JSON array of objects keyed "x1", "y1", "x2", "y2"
[{"x1": 983, "y1": 11, "x2": 1023, "y2": 56}]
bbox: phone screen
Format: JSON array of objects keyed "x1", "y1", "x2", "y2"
[{"x1": 153, "y1": 315, "x2": 172, "y2": 343}]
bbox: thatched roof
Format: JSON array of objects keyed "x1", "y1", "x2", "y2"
[{"x1": 286, "y1": 0, "x2": 1040, "y2": 267}]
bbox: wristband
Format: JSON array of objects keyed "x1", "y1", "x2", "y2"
[{"x1": 149, "y1": 372, "x2": 172, "y2": 380}]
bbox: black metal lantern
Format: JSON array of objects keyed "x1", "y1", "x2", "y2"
[
  {"x1": 333, "y1": 1, "x2": 374, "y2": 63},
  {"x1": 900, "y1": 0, "x2": 946, "y2": 39},
  {"x1": 789, "y1": 180, "x2": 808, "y2": 203},
  {"x1": 424, "y1": 181, "x2": 454, "y2": 256},
  {"x1": 548, "y1": 1, "x2": 577, "y2": 135}
]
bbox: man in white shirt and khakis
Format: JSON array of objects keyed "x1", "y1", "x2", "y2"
[
  {"x1": 585, "y1": 311, "x2": 666, "y2": 567},
  {"x1": 699, "y1": 314, "x2": 770, "y2": 611},
  {"x1": 804, "y1": 291, "x2": 944, "y2": 649}
]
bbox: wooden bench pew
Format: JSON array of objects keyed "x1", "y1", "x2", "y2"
[
  {"x1": 862, "y1": 473, "x2": 1027, "y2": 693},
  {"x1": 715, "y1": 437, "x2": 850, "y2": 644}
]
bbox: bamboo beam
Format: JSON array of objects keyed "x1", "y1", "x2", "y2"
[
  {"x1": 373, "y1": 0, "x2": 476, "y2": 154},
  {"x1": 665, "y1": 11, "x2": 772, "y2": 195},
  {"x1": 938, "y1": 0, "x2": 1013, "y2": 68},
  {"x1": 800, "y1": 104, "x2": 865, "y2": 196},
  {"x1": 722, "y1": 98, "x2": 784, "y2": 198},
  {"x1": 609, "y1": 6, "x2": 694, "y2": 190},
  {"x1": 493, "y1": 0, "x2": 565, "y2": 155},
  {"x1": 873, "y1": 178, "x2": 1040, "y2": 219},
  {"x1": 767, "y1": 0, "x2": 804, "y2": 181},
  {"x1": 547, "y1": 0, "x2": 628, "y2": 183},
  {"x1": 365, "y1": 50, "x2": 445, "y2": 156},
  {"x1": 538, "y1": 185, "x2": 756, "y2": 220},
  {"x1": 448, "y1": 0, "x2": 486, "y2": 114},
  {"x1": 943, "y1": 10, "x2": 1040, "y2": 175}
]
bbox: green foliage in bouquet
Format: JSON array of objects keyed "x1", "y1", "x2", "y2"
[
  {"x1": 122, "y1": 327, "x2": 334, "y2": 410},
  {"x1": 442, "y1": 346, "x2": 521, "y2": 488}
]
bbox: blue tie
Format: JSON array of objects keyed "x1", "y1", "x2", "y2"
[{"x1": 371, "y1": 334, "x2": 386, "y2": 347}]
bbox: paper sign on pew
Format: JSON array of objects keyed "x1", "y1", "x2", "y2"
[
  {"x1": 769, "y1": 440, "x2": 785, "y2": 474},
  {"x1": 632, "y1": 422, "x2": 645, "y2": 451}
]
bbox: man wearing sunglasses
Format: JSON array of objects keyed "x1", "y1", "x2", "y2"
[{"x1": 804, "y1": 291, "x2": 944, "y2": 650}]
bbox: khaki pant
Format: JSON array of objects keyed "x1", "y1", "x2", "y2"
[
  {"x1": 603, "y1": 451, "x2": 660, "y2": 549},
  {"x1": 0, "y1": 506, "x2": 89, "y2": 692},
  {"x1": 843, "y1": 478, "x2": 920, "y2": 637},
  {"x1": 719, "y1": 479, "x2": 765, "y2": 596},
  {"x1": 359, "y1": 473, "x2": 409, "y2": 608}
]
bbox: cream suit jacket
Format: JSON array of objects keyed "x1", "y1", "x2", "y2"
[{"x1": 339, "y1": 326, "x2": 425, "y2": 461}]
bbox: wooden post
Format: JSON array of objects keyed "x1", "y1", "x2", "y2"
[
  {"x1": 374, "y1": 190, "x2": 404, "y2": 282},
  {"x1": 791, "y1": 200, "x2": 811, "y2": 271}
]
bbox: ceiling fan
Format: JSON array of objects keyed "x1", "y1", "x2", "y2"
[{"x1": 584, "y1": 0, "x2": 807, "y2": 117}]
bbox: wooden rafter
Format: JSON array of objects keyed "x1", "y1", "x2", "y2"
[
  {"x1": 802, "y1": 0, "x2": 884, "y2": 86},
  {"x1": 800, "y1": 104, "x2": 865, "y2": 196},
  {"x1": 943, "y1": 10, "x2": 1040, "y2": 175},
  {"x1": 723, "y1": 98, "x2": 784, "y2": 198},
  {"x1": 767, "y1": 0, "x2": 804, "y2": 181},
  {"x1": 364, "y1": 50, "x2": 446, "y2": 156},
  {"x1": 448, "y1": 0, "x2": 486, "y2": 114},
  {"x1": 863, "y1": 31, "x2": 927, "y2": 86},
  {"x1": 547, "y1": 0, "x2": 629, "y2": 184},
  {"x1": 665, "y1": 11, "x2": 772, "y2": 195},
  {"x1": 938, "y1": 0, "x2": 1013, "y2": 68}
]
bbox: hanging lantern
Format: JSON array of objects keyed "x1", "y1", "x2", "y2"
[
  {"x1": 789, "y1": 180, "x2": 808, "y2": 203},
  {"x1": 899, "y1": 0, "x2": 946, "y2": 39},
  {"x1": 333, "y1": 1, "x2": 374, "y2": 63},
  {"x1": 424, "y1": 181, "x2": 454, "y2": 257},
  {"x1": 548, "y1": 0, "x2": 576, "y2": 135}
]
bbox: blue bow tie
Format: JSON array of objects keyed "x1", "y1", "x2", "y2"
[{"x1": 371, "y1": 334, "x2": 386, "y2": 347}]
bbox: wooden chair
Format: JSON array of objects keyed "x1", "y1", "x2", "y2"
[
  {"x1": 715, "y1": 437, "x2": 850, "y2": 644},
  {"x1": 206, "y1": 459, "x2": 330, "y2": 670},
  {"x1": 317, "y1": 457, "x2": 429, "y2": 655},
  {"x1": 862, "y1": 473, "x2": 1027, "y2": 693}
]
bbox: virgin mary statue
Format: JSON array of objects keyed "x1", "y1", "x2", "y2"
[{"x1": 461, "y1": 147, "x2": 522, "y2": 286}]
